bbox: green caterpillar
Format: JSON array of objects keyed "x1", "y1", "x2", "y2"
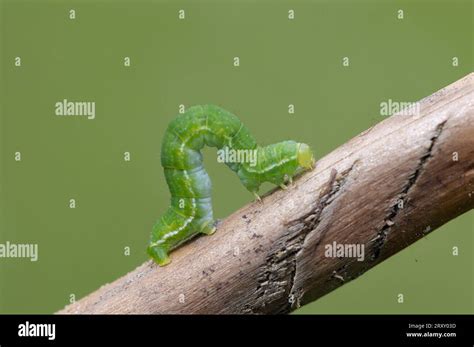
[{"x1": 148, "y1": 105, "x2": 315, "y2": 265}]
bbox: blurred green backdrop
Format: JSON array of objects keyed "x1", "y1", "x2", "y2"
[{"x1": 0, "y1": 0, "x2": 472, "y2": 314}]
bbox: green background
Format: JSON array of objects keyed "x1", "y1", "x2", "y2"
[{"x1": 0, "y1": 0, "x2": 472, "y2": 314}]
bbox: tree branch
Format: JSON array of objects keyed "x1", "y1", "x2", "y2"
[{"x1": 59, "y1": 73, "x2": 474, "y2": 314}]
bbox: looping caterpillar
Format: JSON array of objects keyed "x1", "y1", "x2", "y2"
[{"x1": 148, "y1": 105, "x2": 315, "y2": 265}]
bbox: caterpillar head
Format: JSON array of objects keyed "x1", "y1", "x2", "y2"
[
  {"x1": 236, "y1": 141, "x2": 315, "y2": 194},
  {"x1": 297, "y1": 143, "x2": 315, "y2": 170}
]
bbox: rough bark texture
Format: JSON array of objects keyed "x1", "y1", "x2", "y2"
[{"x1": 60, "y1": 73, "x2": 474, "y2": 314}]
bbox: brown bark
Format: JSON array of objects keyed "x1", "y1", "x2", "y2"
[{"x1": 59, "y1": 73, "x2": 474, "y2": 314}]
